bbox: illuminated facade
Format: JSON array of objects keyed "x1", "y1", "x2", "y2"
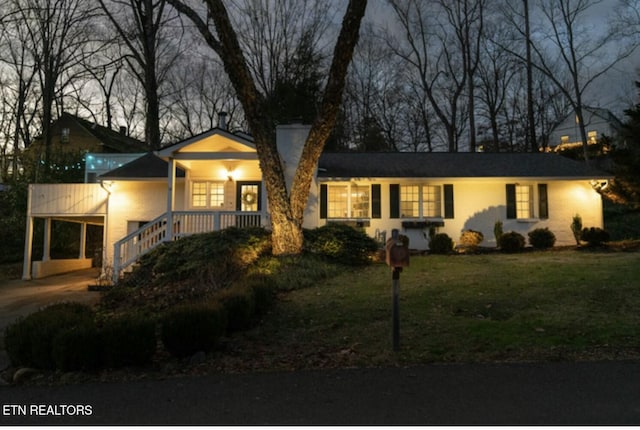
[{"x1": 23, "y1": 124, "x2": 612, "y2": 282}]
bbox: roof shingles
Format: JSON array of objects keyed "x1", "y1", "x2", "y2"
[{"x1": 317, "y1": 152, "x2": 611, "y2": 179}]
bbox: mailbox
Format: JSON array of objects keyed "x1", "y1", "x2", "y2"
[{"x1": 385, "y1": 230, "x2": 409, "y2": 268}]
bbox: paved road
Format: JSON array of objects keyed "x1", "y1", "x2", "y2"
[{"x1": 1, "y1": 360, "x2": 640, "y2": 425}]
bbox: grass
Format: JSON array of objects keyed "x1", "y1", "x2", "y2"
[{"x1": 215, "y1": 249, "x2": 640, "y2": 372}]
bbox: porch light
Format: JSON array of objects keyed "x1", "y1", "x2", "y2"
[{"x1": 222, "y1": 165, "x2": 238, "y2": 181}]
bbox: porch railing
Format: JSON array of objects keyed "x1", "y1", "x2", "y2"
[{"x1": 113, "y1": 210, "x2": 264, "y2": 283}]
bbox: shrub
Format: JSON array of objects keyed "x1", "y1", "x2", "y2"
[
  {"x1": 460, "y1": 230, "x2": 484, "y2": 249},
  {"x1": 216, "y1": 286, "x2": 256, "y2": 332},
  {"x1": 429, "y1": 233, "x2": 454, "y2": 254},
  {"x1": 580, "y1": 227, "x2": 610, "y2": 246},
  {"x1": 571, "y1": 214, "x2": 583, "y2": 245},
  {"x1": 52, "y1": 324, "x2": 103, "y2": 371},
  {"x1": 498, "y1": 231, "x2": 525, "y2": 253},
  {"x1": 123, "y1": 227, "x2": 272, "y2": 289},
  {"x1": 4, "y1": 303, "x2": 94, "y2": 369},
  {"x1": 528, "y1": 228, "x2": 556, "y2": 249},
  {"x1": 494, "y1": 220, "x2": 503, "y2": 246},
  {"x1": 304, "y1": 224, "x2": 378, "y2": 266},
  {"x1": 101, "y1": 315, "x2": 156, "y2": 367},
  {"x1": 160, "y1": 303, "x2": 226, "y2": 358}
]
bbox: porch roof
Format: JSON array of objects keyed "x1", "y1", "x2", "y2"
[
  {"x1": 99, "y1": 152, "x2": 185, "y2": 179},
  {"x1": 317, "y1": 152, "x2": 612, "y2": 180}
]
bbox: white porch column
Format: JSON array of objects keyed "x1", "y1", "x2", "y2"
[
  {"x1": 166, "y1": 157, "x2": 176, "y2": 241},
  {"x1": 22, "y1": 216, "x2": 34, "y2": 280},
  {"x1": 42, "y1": 218, "x2": 52, "y2": 261},
  {"x1": 79, "y1": 222, "x2": 87, "y2": 259}
]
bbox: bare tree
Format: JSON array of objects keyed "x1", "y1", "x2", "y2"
[
  {"x1": 506, "y1": 0, "x2": 638, "y2": 161},
  {"x1": 476, "y1": 20, "x2": 520, "y2": 151},
  {"x1": 439, "y1": 0, "x2": 486, "y2": 152},
  {"x1": 167, "y1": 0, "x2": 367, "y2": 255},
  {"x1": 163, "y1": 55, "x2": 241, "y2": 140},
  {"x1": 342, "y1": 24, "x2": 407, "y2": 151},
  {"x1": 387, "y1": 0, "x2": 469, "y2": 152},
  {"x1": 0, "y1": 6, "x2": 40, "y2": 179},
  {"x1": 3, "y1": 0, "x2": 100, "y2": 175},
  {"x1": 98, "y1": 0, "x2": 184, "y2": 149}
]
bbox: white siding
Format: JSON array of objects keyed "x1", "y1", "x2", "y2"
[
  {"x1": 29, "y1": 183, "x2": 108, "y2": 216},
  {"x1": 103, "y1": 180, "x2": 173, "y2": 267},
  {"x1": 316, "y1": 178, "x2": 604, "y2": 250}
]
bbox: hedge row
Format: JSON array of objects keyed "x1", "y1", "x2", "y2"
[
  {"x1": 4, "y1": 275, "x2": 278, "y2": 372},
  {"x1": 4, "y1": 303, "x2": 156, "y2": 371}
]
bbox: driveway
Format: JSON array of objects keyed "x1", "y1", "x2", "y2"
[{"x1": 0, "y1": 269, "x2": 101, "y2": 369}]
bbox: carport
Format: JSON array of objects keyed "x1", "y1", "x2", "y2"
[{"x1": 22, "y1": 183, "x2": 108, "y2": 280}]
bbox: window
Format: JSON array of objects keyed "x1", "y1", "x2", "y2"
[
  {"x1": 400, "y1": 185, "x2": 420, "y2": 217},
  {"x1": 422, "y1": 185, "x2": 442, "y2": 217},
  {"x1": 515, "y1": 185, "x2": 533, "y2": 219},
  {"x1": 326, "y1": 184, "x2": 370, "y2": 218},
  {"x1": 400, "y1": 184, "x2": 441, "y2": 218},
  {"x1": 588, "y1": 131, "x2": 597, "y2": 145},
  {"x1": 210, "y1": 182, "x2": 225, "y2": 207},
  {"x1": 351, "y1": 184, "x2": 370, "y2": 218},
  {"x1": 61, "y1": 128, "x2": 70, "y2": 143},
  {"x1": 191, "y1": 181, "x2": 225, "y2": 208},
  {"x1": 506, "y1": 183, "x2": 547, "y2": 220},
  {"x1": 561, "y1": 135, "x2": 569, "y2": 145},
  {"x1": 192, "y1": 182, "x2": 207, "y2": 207},
  {"x1": 328, "y1": 185, "x2": 348, "y2": 218}
]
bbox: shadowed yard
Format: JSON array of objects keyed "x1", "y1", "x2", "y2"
[{"x1": 212, "y1": 250, "x2": 640, "y2": 372}]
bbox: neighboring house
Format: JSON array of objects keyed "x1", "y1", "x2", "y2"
[
  {"x1": 22, "y1": 123, "x2": 612, "y2": 282},
  {"x1": 547, "y1": 107, "x2": 622, "y2": 152},
  {"x1": 24, "y1": 112, "x2": 147, "y2": 181}
]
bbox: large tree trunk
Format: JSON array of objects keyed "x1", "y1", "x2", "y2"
[{"x1": 170, "y1": 0, "x2": 367, "y2": 255}]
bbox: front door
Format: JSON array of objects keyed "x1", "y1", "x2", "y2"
[{"x1": 236, "y1": 181, "x2": 261, "y2": 212}]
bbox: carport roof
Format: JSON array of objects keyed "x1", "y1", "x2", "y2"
[{"x1": 99, "y1": 152, "x2": 185, "y2": 179}]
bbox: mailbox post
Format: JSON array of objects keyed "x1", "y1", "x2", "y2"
[{"x1": 385, "y1": 229, "x2": 409, "y2": 351}]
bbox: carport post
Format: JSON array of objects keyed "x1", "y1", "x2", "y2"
[
  {"x1": 22, "y1": 216, "x2": 34, "y2": 280},
  {"x1": 42, "y1": 218, "x2": 51, "y2": 261},
  {"x1": 79, "y1": 222, "x2": 87, "y2": 259}
]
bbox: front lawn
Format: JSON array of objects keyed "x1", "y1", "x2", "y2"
[{"x1": 214, "y1": 249, "x2": 640, "y2": 371}]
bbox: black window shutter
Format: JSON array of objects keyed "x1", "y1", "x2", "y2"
[
  {"x1": 390, "y1": 184, "x2": 400, "y2": 219},
  {"x1": 444, "y1": 184, "x2": 454, "y2": 219},
  {"x1": 371, "y1": 184, "x2": 381, "y2": 219},
  {"x1": 320, "y1": 184, "x2": 327, "y2": 219},
  {"x1": 538, "y1": 183, "x2": 549, "y2": 219},
  {"x1": 506, "y1": 184, "x2": 516, "y2": 219}
]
